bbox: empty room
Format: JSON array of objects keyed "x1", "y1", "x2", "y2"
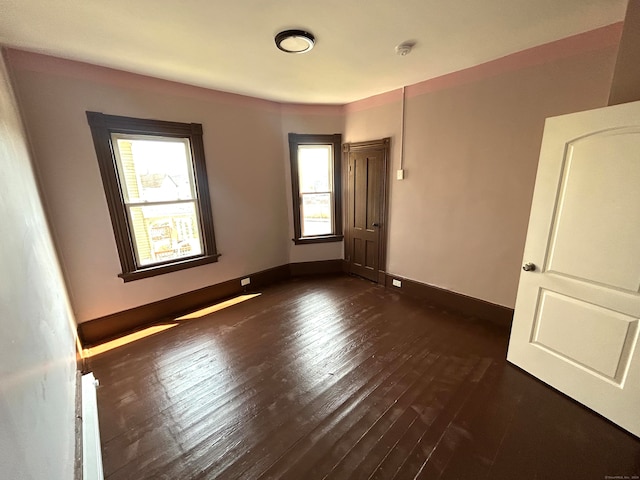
[{"x1": 1, "y1": 0, "x2": 639, "y2": 479}]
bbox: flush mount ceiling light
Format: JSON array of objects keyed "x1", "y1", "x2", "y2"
[{"x1": 275, "y1": 29, "x2": 315, "y2": 54}]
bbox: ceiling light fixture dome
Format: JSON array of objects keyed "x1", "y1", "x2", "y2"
[{"x1": 275, "y1": 29, "x2": 315, "y2": 54}]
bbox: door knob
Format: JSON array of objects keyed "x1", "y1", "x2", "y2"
[
  {"x1": 372, "y1": 223, "x2": 380, "y2": 227},
  {"x1": 522, "y1": 262, "x2": 536, "y2": 272}
]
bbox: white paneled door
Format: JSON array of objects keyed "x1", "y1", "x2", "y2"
[{"x1": 507, "y1": 100, "x2": 640, "y2": 437}]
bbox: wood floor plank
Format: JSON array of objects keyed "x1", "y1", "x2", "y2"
[
  {"x1": 246, "y1": 327, "x2": 451, "y2": 479},
  {"x1": 192, "y1": 314, "x2": 435, "y2": 478},
  {"x1": 103, "y1": 286, "x2": 386, "y2": 477},
  {"x1": 261, "y1": 351, "x2": 442, "y2": 480},
  {"x1": 87, "y1": 275, "x2": 640, "y2": 480},
  {"x1": 104, "y1": 285, "x2": 404, "y2": 478},
  {"x1": 320, "y1": 355, "x2": 466, "y2": 480}
]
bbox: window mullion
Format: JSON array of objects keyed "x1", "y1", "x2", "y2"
[
  {"x1": 299, "y1": 191, "x2": 332, "y2": 195},
  {"x1": 124, "y1": 198, "x2": 195, "y2": 208}
]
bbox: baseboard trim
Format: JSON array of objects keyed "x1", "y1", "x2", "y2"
[
  {"x1": 384, "y1": 273, "x2": 514, "y2": 329},
  {"x1": 78, "y1": 261, "x2": 514, "y2": 347},
  {"x1": 78, "y1": 264, "x2": 290, "y2": 347}
]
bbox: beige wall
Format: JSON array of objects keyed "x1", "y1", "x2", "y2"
[
  {"x1": 346, "y1": 46, "x2": 618, "y2": 308},
  {"x1": 0, "y1": 52, "x2": 78, "y2": 479},
  {"x1": 609, "y1": 0, "x2": 640, "y2": 105},
  {"x1": 8, "y1": 53, "x2": 292, "y2": 323}
]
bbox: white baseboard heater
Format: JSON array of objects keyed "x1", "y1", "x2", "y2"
[{"x1": 81, "y1": 372, "x2": 104, "y2": 480}]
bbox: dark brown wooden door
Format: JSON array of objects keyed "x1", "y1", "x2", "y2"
[{"x1": 344, "y1": 138, "x2": 390, "y2": 283}]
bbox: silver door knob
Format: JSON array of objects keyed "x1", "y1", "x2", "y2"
[
  {"x1": 372, "y1": 223, "x2": 380, "y2": 227},
  {"x1": 522, "y1": 262, "x2": 536, "y2": 272}
]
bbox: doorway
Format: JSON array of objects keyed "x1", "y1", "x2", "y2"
[{"x1": 343, "y1": 138, "x2": 390, "y2": 283}]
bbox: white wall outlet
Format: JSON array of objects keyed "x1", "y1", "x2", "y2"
[
  {"x1": 241, "y1": 277, "x2": 251, "y2": 286},
  {"x1": 392, "y1": 279, "x2": 402, "y2": 287},
  {"x1": 396, "y1": 169, "x2": 405, "y2": 180}
]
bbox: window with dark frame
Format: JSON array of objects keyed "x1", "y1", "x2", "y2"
[
  {"x1": 86, "y1": 112, "x2": 219, "y2": 282},
  {"x1": 288, "y1": 133, "x2": 343, "y2": 244}
]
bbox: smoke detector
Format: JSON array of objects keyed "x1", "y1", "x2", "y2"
[{"x1": 395, "y1": 41, "x2": 416, "y2": 56}]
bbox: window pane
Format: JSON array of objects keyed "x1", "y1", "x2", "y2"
[
  {"x1": 298, "y1": 145, "x2": 331, "y2": 193},
  {"x1": 128, "y1": 202, "x2": 203, "y2": 266},
  {"x1": 113, "y1": 135, "x2": 195, "y2": 203},
  {"x1": 301, "y1": 193, "x2": 332, "y2": 236}
]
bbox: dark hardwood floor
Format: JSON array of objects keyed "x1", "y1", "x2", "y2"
[{"x1": 87, "y1": 275, "x2": 640, "y2": 480}]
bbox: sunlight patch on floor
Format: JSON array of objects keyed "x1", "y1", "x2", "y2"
[
  {"x1": 83, "y1": 324, "x2": 177, "y2": 358},
  {"x1": 83, "y1": 293, "x2": 262, "y2": 357},
  {"x1": 175, "y1": 293, "x2": 262, "y2": 320}
]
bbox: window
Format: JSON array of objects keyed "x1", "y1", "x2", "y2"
[
  {"x1": 288, "y1": 133, "x2": 343, "y2": 244},
  {"x1": 87, "y1": 112, "x2": 219, "y2": 281}
]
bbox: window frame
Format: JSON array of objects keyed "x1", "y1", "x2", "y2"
[
  {"x1": 86, "y1": 111, "x2": 220, "y2": 282},
  {"x1": 288, "y1": 133, "x2": 343, "y2": 245}
]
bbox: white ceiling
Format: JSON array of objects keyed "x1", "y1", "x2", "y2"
[{"x1": 0, "y1": 0, "x2": 627, "y2": 104}]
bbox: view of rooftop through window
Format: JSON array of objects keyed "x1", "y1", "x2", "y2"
[{"x1": 112, "y1": 135, "x2": 203, "y2": 266}]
